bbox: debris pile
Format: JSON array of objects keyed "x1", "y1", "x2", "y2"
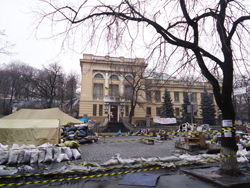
[{"x1": 61, "y1": 123, "x2": 98, "y2": 144}]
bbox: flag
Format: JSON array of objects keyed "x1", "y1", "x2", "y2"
[
  {"x1": 246, "y1": 86, "x2": 250, "y2": 92},
  {"x1": 105, "y1": 87, "x2": 110, "y2": 91}
]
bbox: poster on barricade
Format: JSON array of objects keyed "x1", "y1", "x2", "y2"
[{"x1": 153, "y1": 117, "x2": 176, "y2": 124}]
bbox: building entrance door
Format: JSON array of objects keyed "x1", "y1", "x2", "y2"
[{"x1": 110, "y1": 105, "x2": 118, "y2": 122}]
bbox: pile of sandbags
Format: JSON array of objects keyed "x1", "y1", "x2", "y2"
[
  {"x1": 0, "y1": 142, "x2": 82, "y2": 165},
  {"x1": 61, "y1": 124, "x2": 98, "y2": 144}
]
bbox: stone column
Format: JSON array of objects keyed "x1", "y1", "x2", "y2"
[
  {"x1": 105, "y1": 72, "x2": 109, "y2": 96},
  {"x1": 120, "y1": 77, "x2": 124, "y2": 96}
]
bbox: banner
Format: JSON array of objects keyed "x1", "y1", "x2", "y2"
[
  {"x1": 235, "y1": 119, "x2": 242, "y2": 126},
  {"x1": 153, "y1": 117, "x2": 177, "y2": 124}
]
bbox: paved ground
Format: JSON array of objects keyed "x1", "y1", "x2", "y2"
[
  {"x1": 78, "y1": 136, "x2": 182, "y2": 164},
  {"x1": 4, "y1": 135, "x2": 250, "y2": 188}
]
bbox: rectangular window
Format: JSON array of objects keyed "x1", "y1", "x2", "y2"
[
  {"x1": 145, "y1": 79, "x2": 152, "y2": 84},
  {"x1": 93, "y1": 104, "x2": 97, "y2": 116},
  {"x1": 146, "y1": 107, "x2": 151, "y2": 115},
  {"x1": 174, "y1": 92, "x2": 179, "y2": 102},
  {"x1": 125, "y1": 85, "x2": 133, "y2": 99},
  {"x1": 99, "y1": 105, "x2": 103, "y2": 116},
  {"x1": 183, "y1": 92, "x2": 188, "y2": 99},
  {"x1": 175, "y1": 108, "x2": 180, "y2": 116},
  {"x1": 93, "y1": 83, "x2": 103, "y2": 98},
  {"x1": 156, "y1": 107, "x2": 161, "y2": 116},
  {"x1": 109, "y1": 84, "x2": 119, "y2": 97},
  {"x1": 191, "y1": 93, "x2": 197, "y2": 102},
  {"x1": 146, "y1": 90, "x2": 151, "y2": 102},
  {"x1": 155, "y1": 91, "x2": 161, "y2": 102},
  {"x1": 125, "y1": 105, "x2": 129, "y2": 116},
  {"x1": 194, "y1": 111, "x2": 197, "y2": 116}
]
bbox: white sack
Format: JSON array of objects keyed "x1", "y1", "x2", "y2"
[
  {"x1": 0, "y1": 151, "x2": 9, "y2": 165},
  {"x1": 62, "y1": 147, "x2": 72, "y2": 160},
  {"x1": 71, "y1": 149, "x2": 82, "y2": 160},
  {"x1": 7, "y1": 150, "x2": 20, "y2": 165},
  {"x1": 56, "y1": 153, "x2": 70, "y2": 163},
  {"x1": 44, "y1": 148, "x2": 54, "y2": 163}
]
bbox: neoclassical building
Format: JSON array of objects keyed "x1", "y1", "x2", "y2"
[{"x1": 79, "y1": 54, "x2": 220, "y2": 125}]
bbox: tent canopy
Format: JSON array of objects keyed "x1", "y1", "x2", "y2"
[
  {"x1": 0, "y1": 119, "x2": 60, "y2": 147},
  {"x1": 3, "y1": 108, "x2": 82, "y2": 125}
]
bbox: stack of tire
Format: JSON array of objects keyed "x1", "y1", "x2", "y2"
[{"x1": 61, "y1": 124, "x2": 98, "y2": 144}]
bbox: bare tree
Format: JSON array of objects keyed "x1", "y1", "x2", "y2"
[
  {"x1": 110, "y1": 60, "x2": 147, "y2": 124},
  {"x1": 34, "y1": 0, "x2": 250, "y2": 175},
  {"x1": 23, "y1": 62, "x2": 64, "y2": 108},
  {"x1": 0, "y1": 30, "x2": 15, "y2": 56}
]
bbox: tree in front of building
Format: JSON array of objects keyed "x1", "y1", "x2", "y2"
[
  {"x1": 200, "y1": 88, "x2": 216, "y2": 125},
  {"x1": 161, "y1": 89, "x2": 174, "y2": 118},
  {"x1": 35, "y1": 0, "x2": 250, "y2": 176}
]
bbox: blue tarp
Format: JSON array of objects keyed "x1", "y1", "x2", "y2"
[
  {"x1": 78, "y1": 117, "x2": 89, "y2": 122},
  {"x1": 119, "y1": 172, "x2": 160, "y2": 187}
]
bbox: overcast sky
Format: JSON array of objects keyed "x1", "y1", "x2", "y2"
[{"x1": 0, "y1": 0, "x2": 82, "y2": 74}]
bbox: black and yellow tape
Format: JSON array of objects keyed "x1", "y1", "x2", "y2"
[
  {"x1": 0, "y1": 157, "x2": 222, "y2": 187},
  {"x1": 0, "y1": 155, "x2": 236, "y2": 182},
  {"x1": 0, "y1": 131, "x2": 220, "y2": 144}
]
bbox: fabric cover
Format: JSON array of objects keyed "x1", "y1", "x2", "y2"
[
  {"x1": 2, "y1": 108, "x2": 82, "y2": 125},
  {"x1": 0, "y1": 119, "x2": 60, "y2": 147}
]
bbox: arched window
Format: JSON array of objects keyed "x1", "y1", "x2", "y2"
[
  {"x1": 110, "y1": 75, "x2": 119, "y2": 80},
  {"x1": 125, "y1": 75, "x2": 133, "y2": 80},
  {"x1": 94, "y1": 73, "x2": 104, "y2": 79}
]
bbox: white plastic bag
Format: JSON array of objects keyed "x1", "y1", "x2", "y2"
[
  {"x1": 7, "y1": 150, "x2": 20, "y2": 165},
  {"x1": 11, "y1": 144, "x2": 20, "y2": 150},
  {"x1": 0, "y1": 151, "x2": 9, "y2": 165},
  {"x1": 38, "y1": 150, "x2": 46, "y2": 163},
  {"x1": 17, "y1": 150, "x2": 25, "y2": 164},
  {"x1": 71, "y1": 149, "x2": 82, "y2": 160},
  {"x1": 56, "y1": 153, "x2": 70, "y2": 162},
  {"x1": 0, "y1": 143, "x2": 8, "y2": 151},
  {"x1": 62, "y1": 147, "x2": 72, "y2": 160},
  {"x1": 22, "y1": 150, "x2": 32, "y2": 163},
  {"x1": 158, "y1": 156, "x2": 180, "y2": 162},
  {"x1": 30, "y1": 149, "x2": 39, "y2": 163},
  {"x1": 44, "y1": 148, "x2": 54, "y2": 163},
  {"x1": 53, "y1": 147, "x2": 62, "y2": 161}
]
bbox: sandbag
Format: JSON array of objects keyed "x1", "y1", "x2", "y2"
[
  {"x1": 53, "y1": 147, "x2": 62, "y2": 160},
  {"x1": 38, "y1": 150, "x2": 46, "y2": 163},
  {"x1": 56, "y1": 153, "x2": 70, "y2": 163},
  {"x1": 17, "y1": 150, "x2": 25, "y2": 164},
  {"x1": 158, "y1": 156, "x2": 180, "y2": 162},
  {"x1": 7, "y1": 150, "x2": 20, "y2": 165},
  {"x1": 44, "y1": 148, "x2": 54, "y2": 163},
  {"x1": 117, "y1": 157, "x2": 135, "y2": 165},
  {"x1": 22, "y1": 150, "x2": 32, "y2": 163},
  {"x1": 62, "y1": 147, "x2": 73, "y2": 160},
  {"x1": 0, "y1": 151, "x2": 9, "y2": 165},
  {"x1": 11, "y1": 144, "x2": 20, "y2": 150},
  {"x1": 67, "y1": 127, "x2": 77, "y2": 132},
  {"x1": 30, "y1": 150, "x2": 39, "y2": 164},
  {"x1": 71, "y1": 149, "x2": 82, "y2": 160},
  {"x1": 79, "y1": 130, "x2": 87, "y2": 135},
  {"x1": 101, "y1": 154, "x2": 120, "y2": 166},
  {"x1": 0, "y1": 143, "x2": 8, "y2": 151}
]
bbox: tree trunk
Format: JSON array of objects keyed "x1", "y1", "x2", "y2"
[
  {"x1": 220, "y1": 147, "x2": 240, "y2": 176},
  {"x1": 219, "y1": 112, "x2": 240, "y2": 175}
]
